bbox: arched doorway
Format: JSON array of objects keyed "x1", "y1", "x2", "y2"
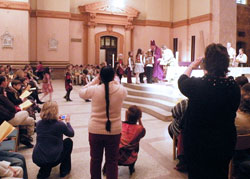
[
  {"x1": 100, "y1": 36, "x2": 118, "y2": 66},
  {"x1": 95, "y1": 31, "x2": 124, "y2": 65}
]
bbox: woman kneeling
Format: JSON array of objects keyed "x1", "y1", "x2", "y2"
[{"x1": 32, "y1": 101, "x2": 74, "y2": 179}]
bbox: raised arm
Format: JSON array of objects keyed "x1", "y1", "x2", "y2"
[{"x1": 62, "y1": 115, "x2": 74, "y2": 137}]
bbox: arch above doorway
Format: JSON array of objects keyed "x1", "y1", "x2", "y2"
[
  {"x1": 79, "y1": 1, "x2": 139, "y2": 65},
  {"x1": 95, "y1": 31, "x2": 124, "y2": 65}
]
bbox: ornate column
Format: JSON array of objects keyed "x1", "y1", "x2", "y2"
[
  {"x1": 83, "y1": 22, "x2": 88, "y2": 65},
  {"x1": 87, "y1": 13, "x2": 96, "y2": 64}
]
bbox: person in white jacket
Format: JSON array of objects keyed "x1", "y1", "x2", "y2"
[
  {"x1": 236, "y1": 48, "x2": 248, "y2": 67},
  {"x1": 79, "y1": 66, "x2": 127, "y2": 179},
  {"x1": 0, "y1": 160, "x2": 23, "y2": 178}
]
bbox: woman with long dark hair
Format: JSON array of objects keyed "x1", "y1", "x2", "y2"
[
  {"x1": 178, "y1": 43, "x2": 241, "y2": 178},
  {"x1": 79, "y1": 66, "x2": 127, "y2": 179}
]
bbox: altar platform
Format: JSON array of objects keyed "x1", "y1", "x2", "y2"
[{"x1": 166, "y1": 67, "x2": 250, "y2": 82}]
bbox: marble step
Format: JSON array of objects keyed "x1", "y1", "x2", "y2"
[
  {"x1": 126, "y1": 87, "x2": 180, "y2": 104},
  {"x1": 123, "y1": 82, "x2": 175, "y2": 92},
  {"x1": 123, "y1": 83, "x2": 184, "y2": 100},
  {"x1": 123, "y1": 101, "x2": 172, "y2": 122},
  {"x1": 125, "y1": 95, "x2": 175, "y2": 112}
]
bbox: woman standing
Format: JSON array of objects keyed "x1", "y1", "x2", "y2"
[
  {"x1": 126, "y1": 51, "x2": 133, "y2": 84},
  {"x1": 41, "y1": 67, "x2": 53, "y2": 101},
  {"x1": 178, "y1": 43, "x2": 241, "y2": 179},
  {"x1": 79, "y1": 66, "x2": 127, "y2": 179},
  {"x1": 134, "y1": 49, "x2": 144, "y2": 84}
]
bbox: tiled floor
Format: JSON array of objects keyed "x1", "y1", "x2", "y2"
[{"x1": 19, "y1": 80, "x2": 187, "y2": 179}]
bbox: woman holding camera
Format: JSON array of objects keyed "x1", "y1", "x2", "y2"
[
  {"x1": 32, "y1": 101, "x2": 74, "y2": 179},
  {"x1": 178, "y1": 43, "x2": 241, "y2": 179}
]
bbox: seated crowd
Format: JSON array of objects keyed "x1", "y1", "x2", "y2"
[{"x1": 0, "y1": 64, "x2": 44, "y2": 179}]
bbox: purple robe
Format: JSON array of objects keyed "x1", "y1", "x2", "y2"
[{"x1": 153, "y1": 46, "x2": 164, "y2": 80}]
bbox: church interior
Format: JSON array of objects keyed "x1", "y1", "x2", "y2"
[{"x1": 0, "y1": 0, "x2": 250, "y2": 179}]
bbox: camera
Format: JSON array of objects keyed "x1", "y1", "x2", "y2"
[{"x1": 61, "y1": 115, "x2": 66, "y2": 120}]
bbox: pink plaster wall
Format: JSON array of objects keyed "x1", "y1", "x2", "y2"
[
  {"x1": 133, "y1": 25, "x2": 171, "y2": 55},
  {"x1": 211, "y1": 0, "x2": 237, "y2": 48},
  {"x1": 188, "y1": 21, "x2": 211, "y2": 58},
  {"x1": 30, "y1": 17, "x2": 37, "y2": 62},
  {"x1": 172, "y1": 26, "x2": 188, "y2": 61},
  {"x1": 219, "y1": 0, "x2": 236, "y2": 48},
  {"x1": 69, "y1": 20, "x2": 83, "y2": 65},
  {"x1": 0, "y1": 9, "x2": 29, "y2": 62},
  {"x1": 172, "y1": 21, "x2": 211, "y2": 62},
  {"x1": 37, "y1": 17, "x2": 70, "y2": 62}
]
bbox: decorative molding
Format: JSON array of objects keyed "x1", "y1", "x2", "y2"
[
  {"x1": 70, "y1": 13, "x2": 85, "y2": 21},
  {"x1": 29, "y1": 9, "x2": 212, "y2": 28},
  {"x1": 188, "y1": 13, "x2": 212, "y2": 25},
  {"x1": 30, "y1": 10, "x2": 36, "y2": 17},
  {"x1": 79, "y1": 1, "x2": 139, "y2": 18},
  {"x1": 79, "y1": 1, "x2": 139, "y2": 28},
  {"x1": 1, "y1": 31, "x2": 14, "y2": 48},
  {"x1": 172, "y1": 13, "x2": 212, "y2": 28},
  {"x1": 172, "y1": 19, "x2": 189, "y2": 28},
  {"x1": 134, "y1": 19, "x2": 172, "y2": 28},
  {"x1": 35, "y1": 10, "x2": 71, "y2": 19},
  {"x1": 107, "y1": 25, "x2": 113, "y2": 32},
  {"x1": 0, "y1": 1, "x2": 30, "y2": 11},
  {"x1": 95, "y1": 31, "x2": 124, "y2": 65}
]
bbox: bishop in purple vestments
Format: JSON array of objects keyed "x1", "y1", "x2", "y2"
[{"x1": 151, "y1": 40, "x2": 164, "y2": 81}]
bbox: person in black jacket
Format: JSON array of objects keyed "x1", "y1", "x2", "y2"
[
  {"x1": 178, "y1": 43, "x2": 241, "y2": 179},
  {"x1": 0, "y1": 87, "x2": 35, "y2": 148},
  {"x1": 0, "y1": 75, "x2": 8, "y2": 88},
  {"x1": 6, "y1": 80, "x2": 23, "y2": 106},
  {"x1": 0, "y1": 87, "x2": 16, "y2": 125}
]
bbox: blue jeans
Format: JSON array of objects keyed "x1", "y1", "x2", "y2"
[{"x1": 0, "y1": 150, "x2": 28, "y2": 179}]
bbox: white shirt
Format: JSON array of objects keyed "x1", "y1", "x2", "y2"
[
  {"x1": 128, "y1": 57, "x2": 132, "y2": 69},
  {"x1": 236, "y1": 53, "x2": 248, "y2": 63},
  {"x1": 161, "y1": 49, "x2": 174, "y2": 65},
  {"x1": 227, "y1": 47, "x2": 236, "y2": 59}
]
